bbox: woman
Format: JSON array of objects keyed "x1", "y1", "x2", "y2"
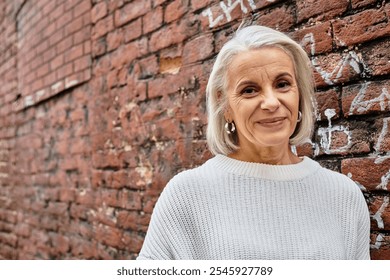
[{"x1": 137, "y1": 25, "x2": 370, "y2": 260}]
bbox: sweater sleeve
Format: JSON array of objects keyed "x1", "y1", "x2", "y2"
[
  {"x1": 136, "y1": 178, "x2": 193, "y2": 260},
  {"x1": 354, "y1": 190, "x2": 371, "y2": 260}
]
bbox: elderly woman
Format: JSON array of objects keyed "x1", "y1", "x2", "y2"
[{"x1": 137, "y1": 25, "x2": 370, "y2": 260}]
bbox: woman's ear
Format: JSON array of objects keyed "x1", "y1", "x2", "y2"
[{"x1": 224, "y1": 106, "x2": 232, "y2": 122}]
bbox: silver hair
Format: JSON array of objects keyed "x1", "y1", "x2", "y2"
[{"x1": 206, "y1": 25, "x2": 315, "y2": 155}]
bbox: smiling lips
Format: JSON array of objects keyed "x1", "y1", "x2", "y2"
[{"x1": 257, "y1": 117, "x2": 286, "y2": 127}]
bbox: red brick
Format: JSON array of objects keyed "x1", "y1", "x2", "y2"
[
  {"x1": 342, "y1": 80, "x2": 390, "y2": 117},
  {"x1": 311, "y1": 52, "x2": 363, "y2": 87},
  {"x1": 142, "y1": 6, "x2": 163, "y2": 34},
  {"x1": 114, "y1": 0, "x2": 151, "y2": 27},
  {"x1": 291, "y1": 22, "x2": 332, "y2": 55},
  {"x1": 183, "y1": 34, "x2": 214, "y2": 64},
  {"x1": 374, "y1": 118, "x2": 390, "y2": 153},
  {"x1": 149, "y1": 18, "x2": 199, "y2": 52},
  {"x1": 316, "y1": 124, "x2": 370, "y2": 156},
  {"x1": 92, "y1": 14, "x2": 114, "y2": 39},
  {"x1": 148, "y1": 63, "x2": 203, "y2": 98},
  {"x1": 315, "y1": 88, "x2": 340, "y2": 121},
  {"x1": 91, "y1": 1, "x2": 107, "y2": 24},
  {"x1": 370, "y1": 233, "x2": 390, "y2": 260},
  {"x1": 73, "y1": 26, "x2": 91, "y2": 45},
  {"x1": 165, "y1": 0, "x2": 189, "y2": 23},
  {"x1": 153, "y1": 0, "x2": 169, "y2": 7},
  {"x1": 341, "y1": 157, "x2": 390, "y2": 191},
  {"x1": 369, "y1": 196, "x2": 390, "y2": 231},
  {"x1": 333, "y1": 9, "x2": 390, "y2": 47},
  {"x1": 256, "y1": 5, "x2": 295, "y2": 32},
  {"x1": 123, "y1": 18, "x2": 142, "y2": 43},
  {"x1": 106, "y1": 29, "x2": 123, "y2": 52},
  {"x1": 65, "y1": 43, "x2": 84, "y2": 62},
  {"x1": 296, "y1": 0, "x2": 348, "y2": 22},
  {"x1": 191, "y1": 0, "x2": 214, "y2": 11},
  {"x1": 116, "y1": 210, "x2": 139, "y2": 231},
  {"x1": 362, "y1": 39, "x2": 390, "y2": 76},
  {"x1": 138, "y1": 55, "x2": 158, "y2": 79},
  {"x1": 91, "y1": 37, "x2": 106, "y2": 57},
  {"x1": 351, "y1": 0, "x2": 377, "y2": 9},
  {"x1": 73, "y1": 0, "x2": 91, "y2": 18},
  {"x1": 65, "y1": 15, "x2": 83, "y2": 36},
  {"x1": 74, "y1": 55, "x2": 91, "y2": 72},
  {"x1": 110, "y1": 42, "x2": 139, "y2": 69},
  {"x1": 56, "y1": 36, "x2": 73, "y2": 54}
]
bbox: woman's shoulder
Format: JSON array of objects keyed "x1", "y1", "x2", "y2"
[
  {"x1": 315, "y1": 162, "x2": 364, "y2": 194},
  {"x1": 160, "y1": 156, "x2": 218, "y2": 196}
]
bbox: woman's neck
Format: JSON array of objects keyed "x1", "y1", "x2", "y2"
[{"x1": 228, "y1": 145, "x2": 301, "y2": 165}]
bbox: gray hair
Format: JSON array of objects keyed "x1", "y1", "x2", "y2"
[{"x1": 206, "y1": 25, "x2": 315, "y2": 155}]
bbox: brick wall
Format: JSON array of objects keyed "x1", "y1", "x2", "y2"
[{"x1": 0, "y1": 0, "x2": 389, "y2": 259}]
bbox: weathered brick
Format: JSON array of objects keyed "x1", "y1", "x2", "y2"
[
  {"x1": 361, "y1": 39, "x2": 390, "y2": 76},
  {"x1": 142, "y1": 6, "x2": 163, "y2": 34},
  {"x1": 369, "y1": 196, "x2": 390, "y2": 231},
  {"x1": 292, "y1": 22, "x2": 332, "y2": 55},
  {"x1": 311, "y1": 52, "x2": 363, "y2": 87},
  {"x1": 256, "y1": 5, "x2": 295, "y2": 32},
  {"x1": 296, "y1": 0, "x2": 348, "y2": 22},
  {"x1": 373, "y1": 118, "x2": 390, "y2": 153},
  {"x1": 315, "y1": 88, "x2": 340, "y2": 121},
  {"x1": 165, "y1": 0, "x2": 189, "y2": 23},
  {"x1": 342, "y1": 80, "x2": 390, "y2": 117},
  {"x1": 114, "y1": 0, "x2": 151, "y2": 27},
  {"x1": 351, "y1": 0, "x2": 377, "y2": 9},
  {"x1": 92, "y1": 14, "x2": 114, "y2": 39},
  {"x1": 370, "y1": 233, "x2": 390, "y2": 260},
  {"x1": 183, "y1": 34, "x2": 214, "y2": 64},
  {"x1": 333, "y1": 9, "x2": 390, "y2": 47},
  {"x1": 91, "y1": 1, "x2": 107, "y2": 24},
  {"x1": 341, "y1": 157, "x2": 390, "y2": 191},
  {"x1": 123, "y1": 18, "x2": 142, "y2": 43},
  {"x1": 316, "y1": 123, "x2": 371, "y2": 156},
  {"x1": 149, "y1": 18, "x2": 199, "y2": 52}
]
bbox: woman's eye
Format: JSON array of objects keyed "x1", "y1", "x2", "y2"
[
  {"x1": 276, "y1": 81, "x2": 290, "y2": 89},
  {"x1": 241, "y1": 88, "x2": 256, "y2": 95}
]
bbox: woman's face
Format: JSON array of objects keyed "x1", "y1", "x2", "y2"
[{"x1": 224, "y1": 47, "x2": 300, "y2": 154}]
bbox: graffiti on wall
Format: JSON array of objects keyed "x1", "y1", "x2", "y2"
[{"x1": 202, "y1": 0, "x2": 263, "y2": 28}]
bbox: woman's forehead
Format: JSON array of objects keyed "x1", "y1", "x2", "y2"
[{"x1": 227, "y1": 48, "x2": 295, "y2": 80}]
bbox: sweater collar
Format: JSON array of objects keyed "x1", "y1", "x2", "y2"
[{"x1": 212, "y1": 154, "x2": 321, "y2": 181}]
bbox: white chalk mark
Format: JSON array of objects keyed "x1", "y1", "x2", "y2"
[
  {"x1": 375, "y1": 117, "x2": 389, "y2": 153},
  {"x1": 370, "y1": 233, "x2": 384, "y2": 249},
  {"x1": 311, "y1": 51, "x2": 362, "y2": 85},
  {"x1": 372, "y1": 197, "x2": 389, "y2": 229},
  {"x1": 201, "y1": 0, "x2": 257, "y2": 28},
  {"x1": 300, "y1": 33, "x2": 316, "y2": 56},
  {"x1": 325, "y1": 108, "x2": 336, "y2": 127},
  {"x1": 220, "y1": 0, "x2": 248, "y2": 21},
  {"x1": 202, "y1": 8, "x2": 224, "y2": 28},
  {"x1": 374, "y1": 153, "x2": 390, "y2": 164},
  {"x1": 298, "y1": 33, "x2": 363, "y2": 85},
  {"x1": 347, "y1": 172, "x2": 367, "y2": 191},
  {"x1": 349, "y1": 83, "x2": 390, "y2": 115},
  {"x1": 376, "y1": 170, "x2": 390, "y2": 191},
  {"x1": 316, "y1": 108, "x2": 352, "y2": 155}
]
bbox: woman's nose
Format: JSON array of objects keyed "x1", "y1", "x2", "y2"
[{"x1": 260, "y1": 89, "x2": 281, "y2": 112}]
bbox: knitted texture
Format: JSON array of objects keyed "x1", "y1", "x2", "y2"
[{"x1": 137, "y1": 155, "x2": 370, "y2": 260}]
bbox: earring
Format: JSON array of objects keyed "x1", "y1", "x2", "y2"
[
  {"x1": 225, "y1": 121, "x2": 236, "y2": 135},
  {"x1": 297, "y1": 111, "x2": 302, "y2": 122}
]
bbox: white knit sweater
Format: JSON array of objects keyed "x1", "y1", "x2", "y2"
[{"x1": 137, "y1": 155, "x2": 370, "y2": 260}]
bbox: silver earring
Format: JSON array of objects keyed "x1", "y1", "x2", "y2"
[
  {"x1": 297, "y1": 111, "x2": 302, "y2": 122},
  {"x1": 225, "y1": 122, "x2": 236, "y2": 135}
]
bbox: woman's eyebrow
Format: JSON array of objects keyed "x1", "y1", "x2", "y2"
[
  {"x1": 236, "y1": 80, "x2": 257, "y2": 89},
  {"x1": 275, "y1": 72, "x2": 294, "y2": 79}
]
